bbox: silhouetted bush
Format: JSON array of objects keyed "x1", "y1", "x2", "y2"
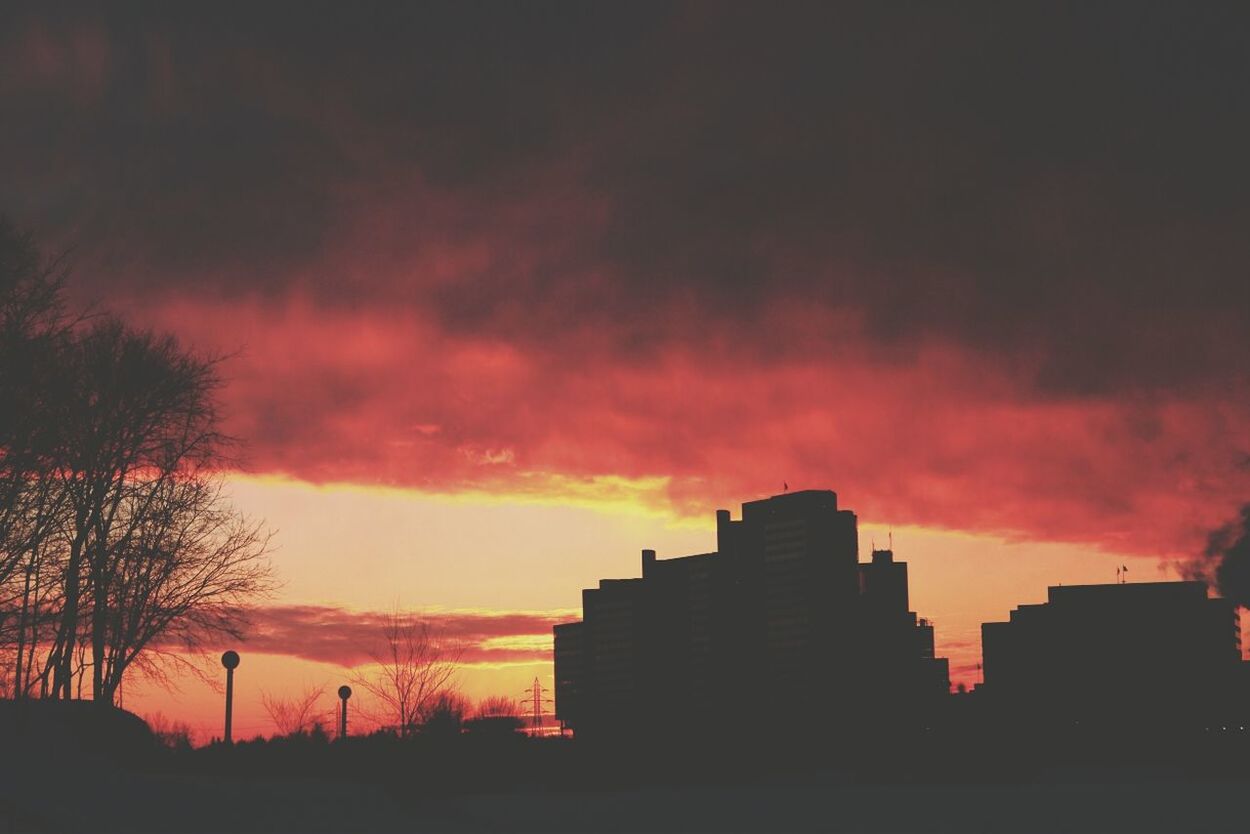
[
  {"x1": 421, "y1": 690, "x2": 469, "y2": 738},
  {"x1": 464, "y1": 694, "x2": 524, "y2": 737}
]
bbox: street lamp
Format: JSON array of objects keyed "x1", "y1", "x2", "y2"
[
  {"x1": 221, "y1": 650, "x2": 240, "y2": 744},
  {"x1": 338, "y1": 685, "x2": 352, "y2": 740}
]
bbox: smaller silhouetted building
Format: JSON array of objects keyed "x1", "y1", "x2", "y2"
[
  {"x1": 553, "y1": 621, "x2": 585, "y2": 732},
  {"x1": 981, "y1": 580, "x2": 1241, "y2": 726}
]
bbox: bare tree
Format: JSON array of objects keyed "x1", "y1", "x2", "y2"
[
  {"x1": 92, "y1": 477, "x2": 275, "y2": 704},
  {"x1": 43, "y1": 320, "x2": 224, "y2": 700},
  {"x1": 351, "y1": 611, "x2": 461, "y2": 737},
  {"x1": 145, "y1": 711, "x2": 195, "y2": 750},
  {"x1": 0, "y1": 223, "x2": 274, "y2": 704},
  {"x1": 0, "y1": 220, "x2": 73, "y2": 698},
  {"x1": 465, "y1": 695, "x2": 524, "y2": 735},
  {"x1": 34, "y1": 320, "x2": 277, "y2": 704},
  {"x1": 475, "y1": 695, "x2": 520, "y2": 718},
  {"x1": 261, "y1": 684, "x2": 329, "y2": 736}
]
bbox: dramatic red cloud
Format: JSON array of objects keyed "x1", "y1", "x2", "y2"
[
  {"x1": 178, "y1": 604, "x2": 576, "y2": 668},
  {"x1": 112, "y1": 293, "x2": 1250, "y2": 561}
]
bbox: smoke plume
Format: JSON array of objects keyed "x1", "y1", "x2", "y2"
[{"x1": 1186, "y1": 505, "x2": 1250, "y2": 608}]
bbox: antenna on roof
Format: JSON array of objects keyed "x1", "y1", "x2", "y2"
[{"x1": 888, "y1": 528, "x2": 893, "y2": 550}]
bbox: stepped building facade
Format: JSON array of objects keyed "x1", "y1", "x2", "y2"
[{"x1": 553, "y1": 490, "x2": 950, "y2": 739}]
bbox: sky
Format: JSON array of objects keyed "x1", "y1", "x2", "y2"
[{"x1": 4, "y1": 2, "x2": 1250, "y2": 739}]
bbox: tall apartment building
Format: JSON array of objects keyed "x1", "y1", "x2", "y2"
[{"x1": 554, "y1": 489, "x2": 949, "y2": 739}]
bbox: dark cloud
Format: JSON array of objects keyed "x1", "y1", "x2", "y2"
[{"x1": 5, "y1": 4, "x2": 1250, "y2": 380}]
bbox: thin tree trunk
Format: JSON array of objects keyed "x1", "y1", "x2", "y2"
[
  {"x1": 91, "y1": 562, "x2": 106, "y2": 702},
  {"x1": 22, "y1": 560, "x2": 41, "y2": 697},
  {"x1": 13, "y1": 556, "x2": 33, "y2": 700},
  {"x1": 55, "y1": 531, "x2": 85, "y2": 700}
]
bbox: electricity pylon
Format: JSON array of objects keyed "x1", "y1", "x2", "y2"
[{"x1": 520, "y1": 677, "x2": 552, "y2": 735}]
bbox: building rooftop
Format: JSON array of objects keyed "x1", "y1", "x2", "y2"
[{"x1": 1046, "y1": 580, "x2": 1210, "y2": 605}]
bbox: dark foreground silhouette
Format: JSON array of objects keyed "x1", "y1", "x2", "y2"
[{"x1": 6, "y1": 700, "x2": 1250, "y2": 833}]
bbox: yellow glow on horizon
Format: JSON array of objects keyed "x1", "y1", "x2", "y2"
[
  {"x1": 125, "y1": 474, "x2": 1198, "y2": 735},
  {"x1": 228, "y1": 471, "x2": 709, "y2": 528},
  {"x1": 477, "y1": 634, "x2": 554, "y2": 652}
]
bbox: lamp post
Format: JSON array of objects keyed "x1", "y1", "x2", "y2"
[
  {"x1": 221, "y1": 650, "x2": 240, "y2": 744},
  {"x1": 338, "y1": 685, "x2": 352, "y2": 740}
]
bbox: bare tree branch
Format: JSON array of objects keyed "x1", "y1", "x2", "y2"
[
  {"x1": 350, "y1": 610, "x2": 463, "y2": 737},
  {"x1": 261, "y1": 684, "x2": 330, "y2": 736}
]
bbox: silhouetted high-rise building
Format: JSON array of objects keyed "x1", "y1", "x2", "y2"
[
  {"x1": 981, "y1": 581, "x2": 1241, "y2": 725},
  {"x1": 554, "y1": 490, "x2": 949, "y2": 739},
  {"x1": 856, "y1": 548, "x2": 950, "y2": 704}
]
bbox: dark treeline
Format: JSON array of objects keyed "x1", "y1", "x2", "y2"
[
  {"x1": 10, "y1": 695, "x2": 1250, "y2": 833},
  {"x1": 0, "y1": 221, "x2": 274, "y2": 705}
]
